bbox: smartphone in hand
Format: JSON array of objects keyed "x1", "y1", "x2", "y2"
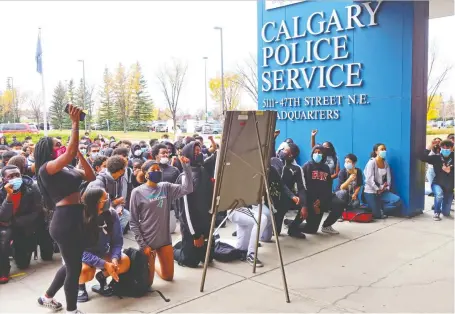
[{"x1": 64, "y1": 104, "x2": 86, "y2": 121}]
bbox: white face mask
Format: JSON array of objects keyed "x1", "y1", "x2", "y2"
[{"x1": 160, "y1": 157, "x2": 169, "y2": 165}]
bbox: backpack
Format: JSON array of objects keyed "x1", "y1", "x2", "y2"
[
  {"x1": 213, "y1": 241, "x2": 246, "y2": 263},
  {"x1": 110, "y1": 247, "x2": 150, "y2": 298},
  {"x1": 342, "y1": 207, "x2": 373, "y2": 223}
]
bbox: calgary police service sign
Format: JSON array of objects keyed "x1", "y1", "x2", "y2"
[{"x1": 260, "y1": 1, "x2": 383, "y2": 121}]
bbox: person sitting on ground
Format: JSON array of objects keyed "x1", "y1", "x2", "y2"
[
  {"x1": 131, "y1": 143, "x2": 144, "y2": 161},
  {"x1": 92, "y1": 155, "x2": 108, "y2": 175},
  {"x1": 130, "y1": 156, "x2": 192, "y2": 285},
  {"x1": 421, "y1": 140, "x2": 454, "y2": 221},
  {"x1": 86, "y1": 156, "x2": 131, "y2": 233},
  {"x1": 77, "y1": 188, "x2": 130, "y2": 302},
  {"x1": 0, "y1": 165, "x2": 48, "y2": 284},
  {"x1": 447, "y1": 133, "x2": 454, "y2": 144},
  {"x1": 131, "y1": 158, "x2": 144, "y2": 188},
  {"x1": 335, "y1": 154, "x2": 364, "y2": 220},
  {"x1": 173, "y1": 141, "x2": 214, "y2": 268},
  {"x1": 8, "y1": 155, "x2": 35, "y2": 178},
  {"x1": 86, "y1": 144, "x2": 100, "y2": 168},
  {"x1": 297, "y1": 145, "x2": 343, "y2": 234},
  {"x1": 228, "y1": 203, "x2": 272, "y2": 267},
  {"x1": 363, "y1": 143, "x2": 402, "y2": 219},
  {"x1": 271, "y1": 142, "x2": 307, "y2": 239},
  {"x1": 311, "y1": 129, "x2": 340, "y2": 180},
  {"x1": 1, "y1": 151, "x2": 17, "y2": 168}
]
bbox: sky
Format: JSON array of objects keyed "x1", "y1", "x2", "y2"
[{"x1": 0, "y1": 1, "x2": 453, "y2": 117}]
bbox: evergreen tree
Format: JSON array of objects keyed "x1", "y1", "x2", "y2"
[
  {"x1": 49, "y1": 81, "x2": 67, "y2": 130},
  {"x1": 99, "y1": 67, "x2": 116, "y2": 130},
  {"x1": 67, "y1": 79, "x2": 75, "y2": 103},
  {"x1": 130, "y1": 62, "x2": 154, "y2": 130},
  {"x1": 75, "y1": 79, "x2": 95, "y2": 130}
]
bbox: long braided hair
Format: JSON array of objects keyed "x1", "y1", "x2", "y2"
[{"x1": 34, "y1": 137, "x2": 55, "y2": 211}]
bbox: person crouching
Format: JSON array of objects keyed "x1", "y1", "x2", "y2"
[{"x1": 77, "y1": 188, "x2": 130, "y2": 302}]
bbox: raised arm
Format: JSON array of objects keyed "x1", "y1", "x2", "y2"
[
  {"x1": 74, "y1": 150, "x2": 96, "y2": 182},
  {"x1": 45, "y1": 105, "x2": 82, "y2": 175},
  {"x1": 168, "y1": 157, "x2": 193, "y2": 200},
  {"x1": 311, "y1": 129, "x2": 318, "y2": 149}
]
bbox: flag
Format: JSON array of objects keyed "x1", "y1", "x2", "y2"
[{"x1": 36, "y1": 32, "x2": 43, "y2": 74}]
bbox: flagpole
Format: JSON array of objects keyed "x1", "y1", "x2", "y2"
[{"x1": 39, "y1": 28, "x2": 48, "y2": 136}]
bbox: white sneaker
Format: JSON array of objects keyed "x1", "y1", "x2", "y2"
[
  {"x1": 433, "y1": 213, "x2": 441, "y2": 221},
  {"x1": 37, "y1": 296, "x2": 63, "y2": 312},
  {"x1": 321, "y1": 226, "x2": 339, "y2": 235}
]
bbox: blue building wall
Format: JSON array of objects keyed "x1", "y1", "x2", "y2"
[{"x1": 257, "y1": 1, "x2": 426, "y2": 215}]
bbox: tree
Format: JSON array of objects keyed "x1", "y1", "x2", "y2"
[
  {"x1": 99, "y1": 67, "x2": 116, "y2": 130},
  {"x1": 113, "y1": 63, "x2": 129, "y2": 132},
  {"x1": 236, "y1": 53, "x2": 258, "y2": 104},
  {"x1": 49, "y1": 81, "x2": 68, "y2": 130},
  {"x1": 427, "y1": 94, "x2": 442, "y2": 121},
  {"x1": 130, "y1": 62, "x2": 154, "y2": 130},
  {"x1": 156, "y1": 60, "x2": 188, "y2": 133},
  {"x1": 67, "y1": 79, "x2": 76, "y2": 103},
  {"x1": 75, "y1": 79, "x2": 95, "y2": 130},
  {"x1": 427, "y1": 43, "x2": 453, "y2": 112},
  {"x1": 28, "y1": 95, "x2": 42, "y2": 125},
  {"x1": 209, "y1": 73, "x2": 241, "y2": 112}
]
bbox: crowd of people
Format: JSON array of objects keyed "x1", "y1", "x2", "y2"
[{"x1": 0, "y1": 105, "x2": 453, "y2": 313}]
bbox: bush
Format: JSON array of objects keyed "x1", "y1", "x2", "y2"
[{"x1": 426, "y1": 128, "x2": 454, "y2": 135}]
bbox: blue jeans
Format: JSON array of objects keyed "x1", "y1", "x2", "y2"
[
  {"x1": 364, "y1": 191, "x2": 402, "y2": 218},
  {"x1": 118, "y1": 209, "x2": 131, "y2": 232},
  {"x1": 431, "y1": 184, "x2": 453, "y2": 216}
]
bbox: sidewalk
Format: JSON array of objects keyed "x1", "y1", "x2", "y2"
[{"x1": 0, "y1": 196, "x2": 453, "y2": 313}]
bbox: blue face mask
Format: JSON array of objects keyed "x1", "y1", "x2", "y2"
[
  {"x1": 441, "y1": 148, "x2": 451, "y2": 157},
  {"x1": 80, "y1": 149, "x2": 87, "y2": 156},
  {"x1": 378, "y1": 150, "x2": 387, "y2": 159},
  {"x1": 312, "y1": 153, "x2": 323, "y2": 163},
  {"x1": 147, "y1": 171, "x2": 162, "y2": 184},
  {"x1": 9, "y1": 177, "x2": 23, "y2": 191},
  {"x1": 91, "y1": 152, "x2": 99, "y2": 159},
  {"x1": 141, "y1": 147, "x2": 147, "y2": 153},
  {"x1": 345, "y1": 162, "x2": 353, "y2": 170}
]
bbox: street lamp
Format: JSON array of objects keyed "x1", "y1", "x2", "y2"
[
  {"x1": 214, "y1": 26, "x2": 225, "y2": 116},
  {"x1": 77, "y1": 59, "x2": 87, "y2": 131},
  {"x1": 6, "y1": 77, "x2": 16, "y2": 123},
  {"x1": 203, "y1": 57, "x2": 208, "y2": 122}
]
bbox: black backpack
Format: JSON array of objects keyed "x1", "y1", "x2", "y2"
[
  {"x1": 213, "y1": 241, "x2": 246, "y2": 263},
  {"x1": 110, "y1": 247, "x2": 150, "y2": 298}
]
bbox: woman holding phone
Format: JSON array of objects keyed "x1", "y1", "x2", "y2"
[{"x1": 35, "y1": 104, "x2": 96, "y2": 314}]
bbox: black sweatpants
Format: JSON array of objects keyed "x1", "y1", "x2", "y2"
[
  {"x1": 289, "y1": 194, "x2": 344, "y2": 234},
  {"x1": 45, "y1": 205, "x2": 84, "y2": 312},
  {"x1": 174, "y1": 223, "x2": 213, "y2": 268},
  {"x1": 0, "y1": 226, "x2": 36, "y2": 276}
]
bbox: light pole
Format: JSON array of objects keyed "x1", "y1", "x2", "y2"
[
  {"x1": 214, "y1": 26, "x2": 225, "y2": 116},
  {"x1": 78, "y1": 59, "x2": 87, "y2": 131},
  {"x1": 203, "y1": 57, "x2": 208, "y2": 122},
  {"x1": 7, "y1": 77, "x2": 16, "y2": 123}
]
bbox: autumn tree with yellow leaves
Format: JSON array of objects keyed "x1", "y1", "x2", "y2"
[{"x1": 209, "y1": 73, "x2": 241, "y2": 112}]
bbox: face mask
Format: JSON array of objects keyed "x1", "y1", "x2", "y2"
[
  {"x1": 141, "y1": 147, "x2": 147, "y2": 153},
  {"x1": 441, "y1": 148, "x2": 451, "y2": 157},
  {"x1": 277, "y1": 150, "x2": 288, "y2": 160},
  {"x1": 134, "y1": 149, "x2": 142, "y2": 157},
  {"x1": 9, "y1": 177, "x2": 23, "y2": 191},
  {"x1": 147, "y1": 171, "x2": 162, "y2": 183},
  {"x1": 52, "y1": 146, "x2": 67, "y2": 159},
  {"x1": 160, "y1": 157, "x2": 169, "y2": 165},
  {"x1": 312, "y1": 153, "x2": 323, "y2": 163},
  {"x1": 91, "y1": 152, "x2": 99, "y2": 159},
  {"x1": 13, "y1": 149, "x2": 22, "y2": 155},
  {"x1": 378, "y1": 150, "x2": 387, "y2": 159},
  {"x1": 345, "y1": 162, "x2": 353, "y2": 170}
]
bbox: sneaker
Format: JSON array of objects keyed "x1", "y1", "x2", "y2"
[
  {"x1": 337, "y1": 217, "x2": 344, "y2": 222},
  {"x1": 246, "y1": 253, "x2": 264, "y2": 267},
  {"x1": 77, "y1": 288, "x2": 89, "y2": 303},
  {"x1": 433, "y1": 213, "x2": 441, "y2": 221},
  {"x1": 283, "y1": 218, "x2": 292, "y2": 227},
  {"x1": 0, "y1": 276, "x2": 9, "y2": 284},
  {"x1": 287, "y1": 229, "x2": 306, "y2": 239},
  {"x1": 321, "y1": 226, "x2": 339, "y2": 235},
  {"x1": 91, "y1": 284, "x2": 113, "y2": 297},
  {"x1": 37, "y1": 296, "x2": 63, "y2": 311},
  {"x1": 67, "y1": 310, "x2": 85, "y2": 314}
]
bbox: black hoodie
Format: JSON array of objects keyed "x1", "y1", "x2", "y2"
[
  {"x1": 421, "y1": 150, "x2": 454, "y2": 192},
  {"x1": 0, "y1": 175, "x2": 44, "y2": 234},
  {"x1": 175, "y1": 141, "x2": 213, "y2": 239},
  {"x1": 301, "y1": 145, "x2": 333, "y2": 208}
]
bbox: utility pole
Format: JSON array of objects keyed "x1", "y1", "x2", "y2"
[
  {"x1": 203, "y1": 57, "x2": 208, "y2": 122},
  {"x1": 7, "y1": 77, "x2": 16, "y2": 123},
  {"x1": 214, "y1": 27, "x2": 225, "y2": 116},
  {"x1": 78, "y1": 59, "x2": 87, "y2": 131}
]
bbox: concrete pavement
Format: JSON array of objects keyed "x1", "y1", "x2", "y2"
[{"x1": 0, "y1": 196, "x2": 453, "y2": 313}]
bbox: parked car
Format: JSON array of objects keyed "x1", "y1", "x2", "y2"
[
  {"x1": 0, "y1": 123, "x2": 40, "y2": 134},
  {"x1": 155, "y1": 123, "x2": 168, "y2": 132}
]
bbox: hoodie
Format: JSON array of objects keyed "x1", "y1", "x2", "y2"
[
  {"x1": 0, "y1": 175, "x2": 44, "y2": 234},
  {"x1": 421, "y1": 150, "x2": 454, "y2": 192},
  {"x1": 87, "y1": 169, "x2": 131, "y2": 208},
  {"x1": 301, "y1": 145, "x2": 332, "y2": 208},
  {"x1": 82, "y1": 209, "x2": 123, "y2": 268},
  {"x1": 175, "y1": 141, "x2": 213, "y2": 239}
]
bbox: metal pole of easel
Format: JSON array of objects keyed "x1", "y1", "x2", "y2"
[
  {"x1": 200, "y1": 112, "x2": 234, "y2": 293},
  {"x1": 253, "y1": 112, "x2": 290, "y2": 303}
]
